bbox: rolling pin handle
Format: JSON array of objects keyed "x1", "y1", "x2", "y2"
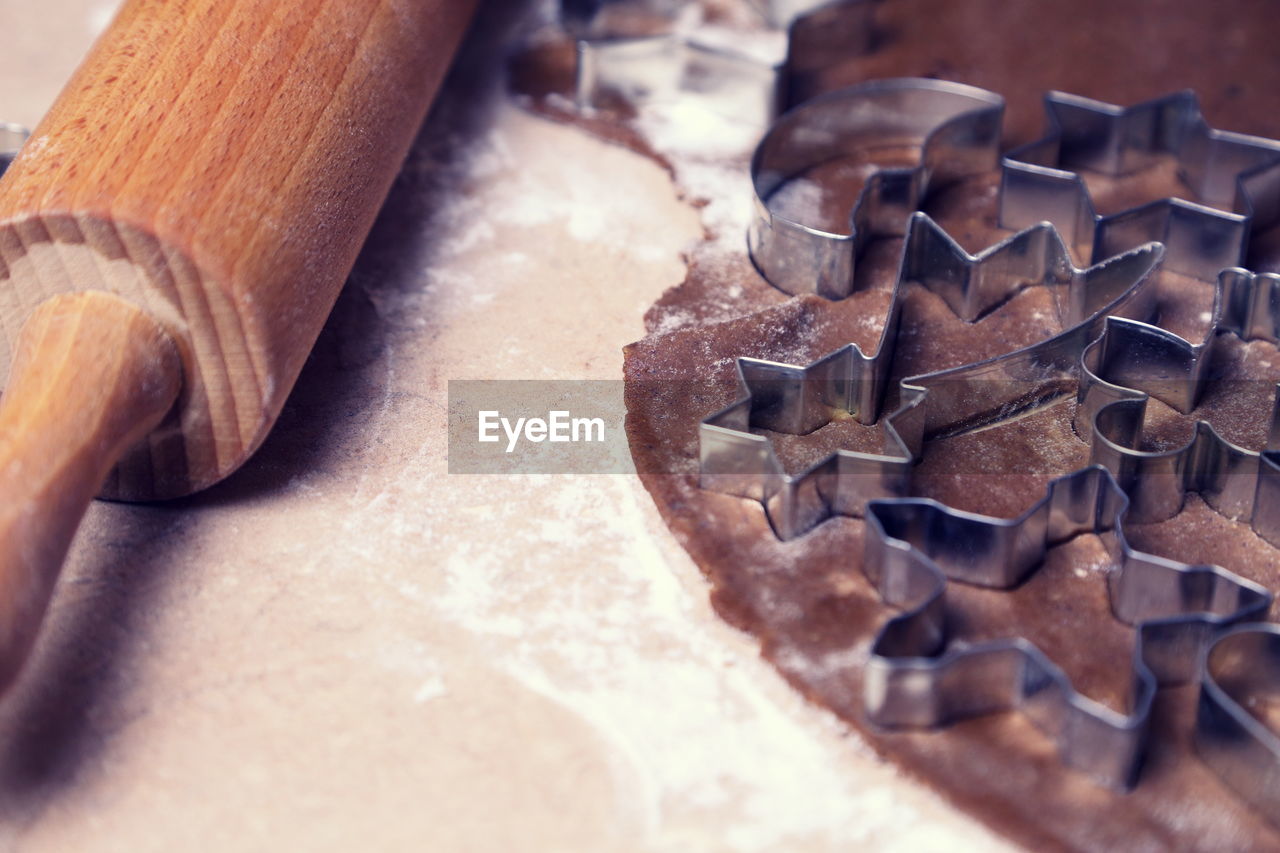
[{"x1": 0, "y1": 291, "x2": 180, "y2": 688}]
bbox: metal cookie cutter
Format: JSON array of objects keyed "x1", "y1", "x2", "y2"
[
  {"x1": 748, "y1": 78, "x2": 1003, "y2": 298},
  {"x1": 1000, "y1": 90, "x2": 1280, "y2": 282},
  {"x1": 1196, "y1": 623, "x2": 1280, "y2": 822},
  {"x1": 574, "y1": 32, "x2": 781, "y2": 128},
  {"x1": 1077, "y1": 269, "x2": 1280, "y2": 545},
  {"x1": 862, "y1": 465, "x2": 1271, "y2": 790},
  {"x1": 568, "y1": 0, "x2": 876, "y2": 127},
  {"x1": 698, "y1": 75, "x2": 1280, "y2": 807},
  {"x1": 699, "y1": 210, "x2": 1163, "y2": 540},
  {"x1": 0, "y1": 123, "x2": 29, "y2": 178},
  {"x1": 564, "y1": 0, "x2": 846, "y2": 31}
]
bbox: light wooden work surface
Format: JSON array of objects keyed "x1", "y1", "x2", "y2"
[{"x1": 0, "y1": 2, "x2": 1012, "y2": 850}]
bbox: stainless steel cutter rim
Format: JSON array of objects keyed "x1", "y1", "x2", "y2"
[
  {"x1": 1002, "y1": 88, "x2": 1280, "y2": 209},
  {"x1": 0, "y1": 122, "x2": 26, "y2": 152},
  {"x1": 1195, "y1": 622, "x2": 1280, "y2": 823},
  {"x1": 0, "y1": 123, "x2": 29, "y2": 177},
  {"x1": 1199, "y1": 622, "x2": 1280, "y2": 755},
  {"x1": 749, "y1": 0, "x2": 857, "y2": 28},
  {"x1": 570, "y1": 24, "x2": 1280, "y2": 813},
  {"x1": 747, "y1": 77, "x2": 1005, "y2": 298},
  {"x1": 1000, "y1": 89, "x2": 1280, "y2": 279},
  {"x1": 1078, "y1": 268, "x2": 1280, "y2": 419},
  {"x1": 1077, "y1": 269, "x2": 1280, "y2": 541},
  {"x1": 862, "y1": 464, "x2": 1272, "y2": 789},
  {"x1": 573, "y1": 33, "x2": 780, "y2": 110},
  {"x1": 564, "y1": 0, "x2": 857, "y2": 35},
  {"x1": 749, "y1": 78, "x2": 1006, "y2": 238},
  {"x1": 569, "y1": 0, "x2": 875, "y2": 118},
  {"x1": 701, "y1": 211, "x2": 1164, "y2": 541},
  {"x1": 1086, "y1": 382, "x2": 1273, "y2": 466}
]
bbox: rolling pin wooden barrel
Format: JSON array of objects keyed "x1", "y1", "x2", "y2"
[{"x1": 0, "y1": 0, "x2": 478, "y2": 689}]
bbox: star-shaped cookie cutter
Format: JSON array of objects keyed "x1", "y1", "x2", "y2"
[
  {"x1": 1000, "y1": 90, "x2": 1280, "y2": 282},
  {"x1": 862, "y1": 465, "x2": 1271, "y2": 790},
  {"x1": 699, "y1": 211, "x2": 1163, "y2": 539}
]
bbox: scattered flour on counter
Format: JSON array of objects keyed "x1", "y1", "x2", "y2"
[
  {"x1": 412, "y1": 674, "x2": 448, "y2": 705},
  {"x1": 652, "y1": 306, "x2": 698, "y2": 336},
  {"x1": 433, "y1": 108, "x2": 685, "y2": 270},
  {"x1": 297, "y1": 20, "x2": 1013, "y2": 849},
  {"x1": 86, "y1": 0, "x2": 119, "y2": 36},
  {"x1": 420, "y1": 472, "x2": 964, "y2": 852},
  {"x1": 632, "y1": 102, "x2": 763, "y2": 256},
  {"x1": 594, "y1": 2, "x2": 792, "y2": 261},
  {"x1": 314, "y1": 103, "x2": 998, "y2": 838}
]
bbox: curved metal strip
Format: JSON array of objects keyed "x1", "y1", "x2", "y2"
[
  {"x1": 749, "y1": 78, "x2": 1004, "y2": 298},
  {"x1": 1196, "y1": 624, "x2": 1280, "y2": 824},
  {"x1": 568, "y1": 0, "x2": 876, "y2": 127},
  {"x1": 1079, "y1": 270, "x2": 1280, "y2": 542},
  {"x1": 1000, "y1": 90, "x2": 1280, "y2": 282},
  {"x1": 863, "y1": 465, "x2": 1271, "y2": 790},
  {"x1": 700, "y1": 213, "x2": 1163, "y2": 540}
]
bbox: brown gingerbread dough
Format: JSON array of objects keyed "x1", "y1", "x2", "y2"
[{"x1": 516, "y1": 1, "x2": 1280, "y2": 849}]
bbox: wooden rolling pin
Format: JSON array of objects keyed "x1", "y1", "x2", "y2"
[{"x1": 0, "y1": 0, "x2": 478, "y2": 689}]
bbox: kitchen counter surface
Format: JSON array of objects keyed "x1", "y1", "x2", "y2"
[{"x1": 0, "y1": 3, "x2": 1009, "y2": 850}]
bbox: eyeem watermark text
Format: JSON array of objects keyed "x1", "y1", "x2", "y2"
[
  {"x1": 448, "y1": 380, "x2": 632, "y2": 473},
  {"x1": 478, "y1": 410, "x2": 606, "y2": 452}
]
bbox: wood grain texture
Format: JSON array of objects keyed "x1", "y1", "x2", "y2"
[
  {"x1": 0, "y1": 290, "x2": 179, "y2": 689},
  {"x1": 0, "y1": 0, "x2": 478, "y2": 499}
]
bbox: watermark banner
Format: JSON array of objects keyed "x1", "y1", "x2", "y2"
[
  {"x1": 448, "y1": 380, "x2": 636, "y2": 473},
  {"x1": 448, "y1": 375, "x2": 1274, "y2": 476}
]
